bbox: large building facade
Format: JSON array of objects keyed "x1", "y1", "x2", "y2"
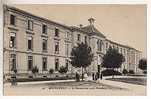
[{"x1": 3, "y1": 5, "x2": 142, "y2": 76}]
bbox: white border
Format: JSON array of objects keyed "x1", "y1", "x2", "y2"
[
  {"x1": 0, "y1": 0, "x2": 150, "y2": 99},
  {"x1": 2, "y1": 0, "x2": 148, "y2": 4}
]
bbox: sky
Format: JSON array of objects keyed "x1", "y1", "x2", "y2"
[{"x1": 13, "y1": 4, "x2": 147, "y2": 57}]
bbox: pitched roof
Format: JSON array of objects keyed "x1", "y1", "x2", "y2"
[
  {"x1": 70, "y1": 26, "x2": 90, "y2": 34},
  {"x1": 81, "y1": 25, "x2": 106, "y2": 38}
]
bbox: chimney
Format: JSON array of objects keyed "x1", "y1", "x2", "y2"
[{"x1": 88, "y1": 17, "x2": 95, "y2": 25}]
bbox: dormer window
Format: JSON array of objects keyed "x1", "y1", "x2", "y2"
[
  {"x1": 27, "y1": 20, "x2": 33, "y2": 31},
  {"x1": 10, "y1": 14, "x2": 16, "y2": 26}
]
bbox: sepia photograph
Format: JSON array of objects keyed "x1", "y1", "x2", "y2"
[{"x1": 2, "y1": 4, "x2": 147, "y2": 96}]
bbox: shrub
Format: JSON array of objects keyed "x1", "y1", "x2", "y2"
[
  {"x1": 129, "y1": 70, "x2": 134, "y2": 74},
  {"x1": 101, "y1": 69, "x2": 122, "y2": 76},
  {"x1": 28, "y1": 75, "x2": 33, "y2": 78},
  {"x1": 14, "y1": 69, "x2": 17, "y2": 74},
  {"x1": 49, "y1": 68, "x2": 54, "y2": 74},
  {"x1": 58, "y1": 66, "x2": 68, "y2": 74},
  {"x1": 143, "y1": 70, "x2": 147, "y2": 74},
  {"x1": 122, "y1": 69, "x2": 128, "y2": 75},
  {"x1": 32, "y1": 66, "x2": 39, "y2": 74}
]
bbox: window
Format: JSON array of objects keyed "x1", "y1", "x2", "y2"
[
  {"x1": 55, "y1": 28, "x2": 59, "y2": 37},
  {"x1": 106, "y1": 43, "x2": 108, "y2": 49},
  {"x1": 120, "y1": 48, "x2": 122, "y2": 53},
  {"x1": 65, "y1": 59, "x2": 69, "y2": 70},
  {"x1": 97, "y1": 40, "x2": 99, "y2": 51},
  {"x1": 109, "y1": 45, "x2": 112, "y2": 49},
  {"x1": 42, "y1": 39, "x2": 47, "y2": 52},
  {"x1": 10, "y1": 33, "x2": 16, "y2": 48},
  {"x1": 85, "y1": 36, "x2": 87, "y2": 43},
  {"x1": 27, "y1": 37, "x2": 33, "y2": 50},
  {"x1": 97, "y1": 40, "x2": 102, "y2": 51},
  {"x1": 10, "y1": 54, "x2": 16, "y2": 71},
  {"x1": 27, "y1": 20, "x2": 33, "y2": 30},
  {"x1": 28, "y1": 56, "x2": 33, "y2": 70},
  {"x1": 66, "y1": 32, "x2": 71, "y2": 40},
  {"x1": 124, "y1": 49, "x2": 126, "y2": 54},
  {"x1": 55, "y1": 42, "x2": 59, "y2": 54},
  {"x1": 117, "y1": 47, "x2": 119, "y2": 52},
  {"x1": 66, "y1": 32, "x2": 69, "y2": 38},
  {"x1": 42, "y1": 24, "x2": 47, "y2": 34},
  {"x1": 65, "y1": 44, "x2": 69, "y2": 56},
  {"x1": 100, "y1": 40, "x2": 102, "y2": 51},
  {"x1": 113, "y1": 45, "x2": 115, "y2": 49},
  {"x1": 42, "y1": 57, "x2": 47, "y2": 71},
  {"x1": 55, "y1": 58, "x2": 59, "y2": 71},
  {"x1": 10, "y1": 14, "x2": 16, "y2": 25},
  {"x1": 77, "y1": 34, "x2": 81, "y2": 41}
]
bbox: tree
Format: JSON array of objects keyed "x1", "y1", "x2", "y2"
[
  {"x1": 101, "y1": 47, "x2": 125, "y2": 76},
  {"x1": 70, "y1": 42, "x2": 93, "y2": 81},
  {"x1": 138, "y1": 58, "x2": 147, "y2": 74}
]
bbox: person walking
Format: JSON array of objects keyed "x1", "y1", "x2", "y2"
[
  {"x1": 92, "y1": 73, "x2": 95, "y2": 80},
  {"x1": 100, "y1": 73, "x2": 103, "y2": 80},
  {"x1": 96, "y1": 72, "x2": 100, "y2": 80},
  {"x1": 75, "y1": 72, "x2": 80, "y2": 82}
]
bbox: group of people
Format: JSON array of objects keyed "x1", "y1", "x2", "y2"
[
  {"x1": 75, "y1": 72, "x2": 103, "y2": 81},
  {"x1": 92, "y1": 72, "x2": 103, "y2": 81}
]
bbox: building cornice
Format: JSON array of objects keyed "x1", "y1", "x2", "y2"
[{"x1": 4, "y1": 5, "x2": 72, "y2": 31}]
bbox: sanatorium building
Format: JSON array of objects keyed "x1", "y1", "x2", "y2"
[{"x1": 3, "y1": 5, "x2": 142, "y2": 77}]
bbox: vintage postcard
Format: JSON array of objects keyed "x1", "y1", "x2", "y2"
[{"x1": 3, "y1": 4, "x2": 147, "y2": 96}]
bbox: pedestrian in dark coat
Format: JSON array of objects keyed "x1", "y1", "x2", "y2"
[
  {"x1": 100, "y1": 73, "x2": 103, "y2": 80},
  {"x1": 75, "y1": 72, "x2": 80, "y2": 82},
  {"x1": 92, "y1": 73, "x2": 95, "y2": 80},
  {"x1": 96, "y1": 72, "x2": 100, "y2": 80}
]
